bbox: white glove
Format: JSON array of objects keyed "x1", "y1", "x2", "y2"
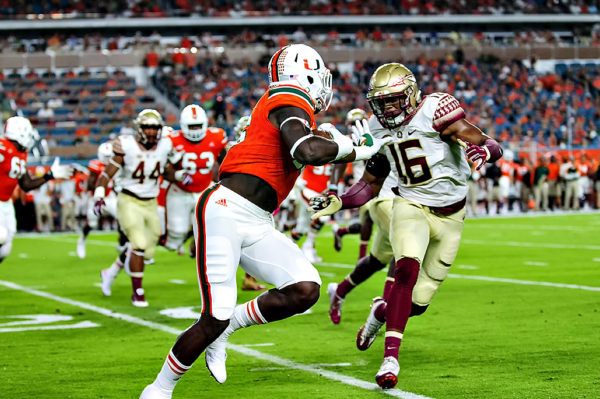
[
  {"x1": 319, "y1": 123, "x2": 354, "y2": 161},
  {"x1": 50, "y1": 157, "x2": 73, "y2": 179},
  {"x1": 351, "y1": 120, "x2": 392, "y2": 161},
  {"x1": 309, "y1": 193, "x2": 342, "y2": 220}
]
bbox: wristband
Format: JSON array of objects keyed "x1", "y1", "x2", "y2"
[{"x1": 334, "y1": 134, "x2": 354, "y2": 161}]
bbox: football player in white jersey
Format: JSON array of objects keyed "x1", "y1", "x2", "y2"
[
  {"x1": 93, "y1": 109, "x2": 185, "y2": 307},
  {"x1": 311, "y1": 63, "x2": 502, "y2": 389}
]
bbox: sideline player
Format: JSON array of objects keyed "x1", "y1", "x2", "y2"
[
  {"x1": 0, "y1": 116, "x2": 72, "y2": 263},
  {"x1": 310, "y1": 63, "x2": 502, "y2": 389},
  {"x1": 77, "y1": 141, "x2": 118, "y2": 258},
  {"x1": 94, "y1": 109, "x2": 185, "y2": 306},
  {"x1": 140, "y1": 44, "x2": 390, "y2": 398}
]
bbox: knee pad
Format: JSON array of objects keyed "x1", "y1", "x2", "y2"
[{"x1": 394, "y1": 257, "x2": 420, "y2": 287}]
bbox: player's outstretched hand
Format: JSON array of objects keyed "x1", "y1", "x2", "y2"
[
  {"x1": 309, "y1": 193, "x2": 342, "y2": 220},
  {"x1": 50, "y1": 157, "x2": 73, "y2": 179},
  {"x1": 352, "y1": 120, "x2": 392, "y2": 161}
]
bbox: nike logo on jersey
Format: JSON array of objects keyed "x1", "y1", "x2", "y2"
[{"x1": 215, "y1": 198, "x2": 227, "y2": 207}]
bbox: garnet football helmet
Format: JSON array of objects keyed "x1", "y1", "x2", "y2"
[
  {"x1": 180, "y1": 104, "x2": 208, "y2": 142},
  {"x1": 4, "y1": 116, "x2": 35, "y2": 151},
  {"x1": 367, "y1": 63, "x2": 421, "y2": 129},
  {"x1": 134, "y1": 109, "x2": 163, "y2": 145},
  {"x1": 268, "y1": 44, "x2": 333, "y2": 113}
]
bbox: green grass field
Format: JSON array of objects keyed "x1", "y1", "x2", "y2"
[{"x1": 1, "y1": 213, "x2": 599, "y2": 399}]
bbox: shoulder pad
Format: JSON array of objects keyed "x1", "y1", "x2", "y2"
[{"x1": 432, "y1": 93, "x2": 465, "y2": 132}]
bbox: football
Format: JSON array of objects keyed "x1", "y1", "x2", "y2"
[{"x1": 312, "y1": 128, "x2": 333, "y2": 139}]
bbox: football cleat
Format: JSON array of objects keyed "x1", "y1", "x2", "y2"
[
  {"x1": 100, "y1": 269, "x2": 113, "y2": 296},
  {"x1": 132, "y1": 288, "x2": 149, "y2": 307},
  {"x1": 139, "y1": 383, "x2": 172, "y2": 399},
  {"x1": 332, "y1": 224, "x2": 343, "y2": 252},
  {"x1": 356, "y1": 297, "x2": 386, "y2": 351},
  {"x1": 327, "y1": 282, "x2": 344, "y2": 324},
  {"x1": 375, "y1": 356, "x2": 399, "y2": 389},
  {"x1": 76, "y1": 235, "x2": 86, "y2": 259},
  {"x1": 205, "y1": 333, "x2": 228, "y2": 383},
  {"x1": 302, "y1": 245, "x2": 322, "y2": 263}
]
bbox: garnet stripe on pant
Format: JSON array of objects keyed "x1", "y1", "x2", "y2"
[{"x1": 195, "y1": 184, "x2": 221, "y2": 316}]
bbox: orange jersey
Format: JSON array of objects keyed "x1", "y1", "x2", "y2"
[
  {"x1": 302, "y1": 164, "x2": 333, "y2": 193},
  {"x1": 219, "y1": 83, "x2": 317, "y2": 207},
  {"x1": 497, "y1": 158, "x2": 515, "y2": 178},
  {"x1": 88, "y1": 158, "x2": 112, "y2": 195},
  {"x1": 170, "y1": 128, "x2": 227, "y2": 193},
  {"x1": 157, "y1": 177, "x2": 169, "y2": 207},
  {"x1": 0, "y1": 138, "x2": 27, "y2": 201}
]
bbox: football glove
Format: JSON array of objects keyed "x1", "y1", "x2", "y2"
[
  {"x1": 351, "y1": 119, "x2": 392, "y2": 161},
  {"x1": 92, "y1": 186, "x2": 106, "y2": 216},
  {"x1": 309, "y1": 193, "x2": 342, "y2": 220},
  {"x1": 49, "y1": 157, "x2": 73, "y2": 179},
  {"x1": 459, "y1": 139, "x2": 489, "y2": 171},
  {"x1": 174, "y1": 169, "x2": 193, "y2": 186},
  {"x1": 319, "y1": 123, "x2": 354, "y2": 161}
]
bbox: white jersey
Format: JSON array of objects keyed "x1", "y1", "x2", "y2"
[
  {"x1": 113, "y1": 135, "x2": 181, "y2": 199},
  {"x1": 370, "y1": 92, "x2": 470, "y2": 207}
]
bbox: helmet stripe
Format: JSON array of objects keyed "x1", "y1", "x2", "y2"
[{"x1": 270, "y1": 47, "x2": 285, "y2": 83}]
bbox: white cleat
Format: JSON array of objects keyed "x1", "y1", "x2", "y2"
[
  {"x1": 139, "y1": 383, "x2": 172, "y2": 399},
  {"x1": 131, "y1": 288, "x2": 149, "y2": 307},
  {"x1": 77, "y1": 235, "x2": 86, "y2": 259},
  {"x1": 100, "y1": 269, "x2": 113, "y2": 296},
  {"x1": 205, "y1": 334, "x2": 228, "y2": 383},
  {"x1": 356, "y1": 297, "x2": 386, "y2": 351},
  {"x1": 302, "y1": 245, "x2": 322, "y2": 263},
  {"x1": 375, "y1": 356, "x2": 400, "y2": 389}
]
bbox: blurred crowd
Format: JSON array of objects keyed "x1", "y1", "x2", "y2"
[
  {"x1": 1, "y1": 0, "x2": 598, "y2": 19},
  {"x1": 2, "y1": 25, "x2": 600, "y2": 55},
  {"x1": 151, "y1": 54, "x2": 600, "y2": 151}
]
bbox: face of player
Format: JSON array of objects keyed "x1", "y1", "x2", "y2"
[
  {"x1": 9, "y1": 139, "x2": 27, "y2": 153},
  {"x1": 140, "y1": 125, "x2": 160, "y2": 148}
]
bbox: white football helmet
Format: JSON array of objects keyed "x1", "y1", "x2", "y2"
[
  {"x1": 233, "y1": 115, "x2": 251, "y2": 140},
  {"x1": 180, "y1": 104, "x2": 208, "y2": 142},
  {"x1": 4, "y1": 116, "x2": 36, "y2": 150},
  {"x1": 97, "y1": 141, "x2": 113, "y2": 164},
  {"x1": 268, "y1": 44, "x2": 332, "y2": 113}
]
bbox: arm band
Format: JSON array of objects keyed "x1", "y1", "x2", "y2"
[
  {"x1": 339, "y1": 180, "x2": 374, "y2": 209},
  {"x1": 483, "y1": 138, "x2": 503, "y2": 163},
  {"x1": 280, "y1": 116, "x2": 310, "y2": 130},
  {"x1": 109, "y1": 159, "x2": 122, "y2": 169},
  {"x1": 289, "y1": 134, "x2": 312, "y2": 158}
]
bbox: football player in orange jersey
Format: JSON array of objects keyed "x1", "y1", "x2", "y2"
[
  {"x1": 163, "y1": 104, "x2": 227, "y2": 254},
  {"x1": 0, "y1": 116, "x2": 72, "y2": 263},
  {"x1": 140, "y1": 44, "x2": 390, "y2": 398}
]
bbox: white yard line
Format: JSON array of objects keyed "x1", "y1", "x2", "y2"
[
  {"x1": 524, "y1": 261, "x2": 548, "y2": 266},
  {"x1": 0, "y1": 280, "x2": 433, "y2": 399},
  {"x1": 461, "y1": 239, "x2": 600, "y2": 250},
  {"x1": 447, "y1": 274, "x2": 600, "y2": 291}
]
